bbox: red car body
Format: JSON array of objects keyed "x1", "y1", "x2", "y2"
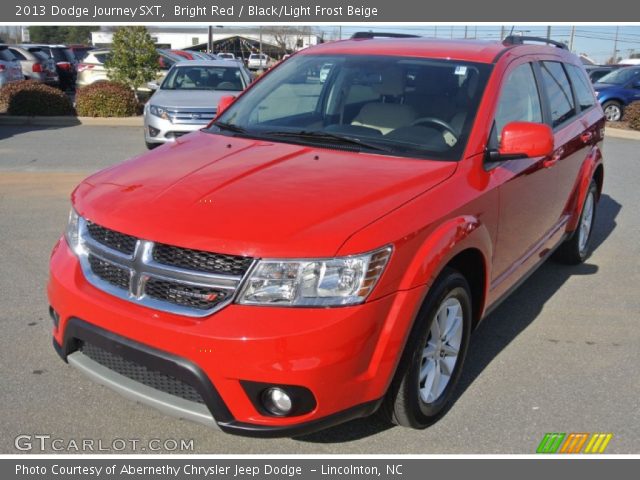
[{"x1": 49, "y1": 37, "x2": 605, "y2": 436}]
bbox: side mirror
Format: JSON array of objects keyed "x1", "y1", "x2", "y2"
[
  {"x1": 491, "y1": 121, "x2": 554, "y2": 160},
  {"x1": 147, "y1": 81, "x2": 159, "y2": 91},
  {"x1": 216, "y1": 95, "x2": 236, "y2": 117},
  {"x1": 632, "y1": 79, "x2": 640, "y2": 89}
]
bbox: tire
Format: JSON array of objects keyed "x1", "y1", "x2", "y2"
[
  {"x1": 381, "y1": 267, "x2": 472, "y2": 429},
  {"x1": 602, "y1": 101, "x2": 623, "y2": 122},
  {"x1": 145, "y1": 141, "x2": 160, "y2": 150},
  {"x1": 554, "y1": 180, "x2": 598, "y2": 265}
]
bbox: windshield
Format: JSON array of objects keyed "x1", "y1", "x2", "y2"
[
  {"x1": 209, "y1": 54, "x2": 491, "y2": 160},
  {"x1": 162, "y1": 65, "x2": 245, "y2": 91},
  {"x1": 597, "y1": 67, "x2": 640, "y2": 86}
]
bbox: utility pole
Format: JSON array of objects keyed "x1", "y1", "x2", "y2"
[
  {"x1": 546, "y1": 26, "x2": 551, "y2": 40},
  {"x1": 500, "y1": 25, "x2": 505, "y2": 40},
  {"x1": 338, "y1": 26, "x2": 342, "y2": 40},
  {"x1": 612, "y1": 26, "x2": 619, "y2": 64},
  {"x1": 259, "y1": 26, "x2": 263, "y2": 69},
  {"x1": 434, "y1": 26, "x2": 438, "y2": 38},
  {"x1": 208, "y1": 26, "x2": 213, "y2": 54},
  {"x1": 450, "y1": 26, "x2": 454, "y2": 39},
  {"x1": 464, "y1": 26, "x2": 468, "y2": 39},
  {"x1": 569, "y1": 25, "x2": 575, "y2": 51}
]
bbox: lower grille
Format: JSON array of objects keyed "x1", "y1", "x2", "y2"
[
  {"x1": 88, "y1": 255, "x2": 130, "y2": 290},
  {"x1": 144, "y1": 278, "x2": 228, "y2": 311},
  {"x1": 80, "y1": 342, "x2": 205, "y2": 404}
]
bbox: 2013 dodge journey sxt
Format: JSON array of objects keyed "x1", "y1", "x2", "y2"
[{"x1": 48, "y1": 34, "x2": 605, "y2": 437}]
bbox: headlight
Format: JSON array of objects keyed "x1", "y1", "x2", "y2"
[
  {"x1": 65, "y1": 208, "x2": 83, "y2": 255},
  {"x1": 237, "y1": 247, "x2": 392, "y2": 306},
  {"x1": 149, "y1": 105, "x2": 169, "y2": 120}
]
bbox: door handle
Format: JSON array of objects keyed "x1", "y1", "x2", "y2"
[
  {"x1": 580, "y1": 132, "x2": 593, "y2": 144},
  {"x1": 543, "y1": 148, "x2": 563, "y2": 168}
]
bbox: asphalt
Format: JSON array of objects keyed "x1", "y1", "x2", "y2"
[{"x1": 0, "y1": 125, "x2": 638, "y2": 454}]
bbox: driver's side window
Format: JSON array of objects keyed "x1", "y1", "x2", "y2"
[{"x1": 490, "y1": 63, "x2": 543, "y2": 148}]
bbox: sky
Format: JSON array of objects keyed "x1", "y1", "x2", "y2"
[{"x1": 1, "y1": 25, "x2": 639, "y2": 64}]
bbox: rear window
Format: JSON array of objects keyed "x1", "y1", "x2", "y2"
[
  {"x1": 540, "y1": 61, "x2": 576, "y2": 128},
  {"x1": 29, "y1": 49, "x2": 50, "y2": 62},
  {"x1": 93, "y1": 52, "x2": 111, "y2": 64},
  {"x1": 9, "y1": 48, "x2": 26, "y2": 61},
  {"x1": 49, "y1": 48, "x2": 68, "y2": 62}
]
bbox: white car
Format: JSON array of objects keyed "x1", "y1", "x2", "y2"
[
  {"x1": 247, "y1": 53, "x2": 273, "y2": 70},
  {"x1": 217, "y1": 52, "x2": 235, "y2": 60},
  {"x1": 144, "y1": 60, "x2": 251, "y2": 149}
]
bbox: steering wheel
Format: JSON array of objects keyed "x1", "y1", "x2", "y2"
[{"x1": 410, "y1": 117, "x2": 459, "y2": 144}]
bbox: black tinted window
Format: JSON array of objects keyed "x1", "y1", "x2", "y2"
[
  {"x1": 567, "y1": 65, "x2": 596, "y2": 111},
  {"x1": 540, "y1": 61, "x2": 576, "y2": 127}
]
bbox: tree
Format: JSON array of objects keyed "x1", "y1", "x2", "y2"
[
  {"x1": 105, "y1": 27, "x2": 158, "y2": 96},
  {"x1": 64, "y1": 27, "x2": 93, "y2": 44}
]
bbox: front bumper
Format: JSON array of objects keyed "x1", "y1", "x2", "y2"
[
  {"x1": 144, "y1": 112, "x2": 210, "y2": 145},
  {"x1": 48, "y1": 238, "x2": 424, "y2": 436}
]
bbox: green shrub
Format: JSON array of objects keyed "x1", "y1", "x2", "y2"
[
  {"x1": 75, "y1": 81, "x2": 138, "y2": 117},
  {"x1": 0, "y1": 80, "x2": 74, "y2": 116},
  {"x1": 622, "y1": 101, "x2": 640, "y2": 131}
]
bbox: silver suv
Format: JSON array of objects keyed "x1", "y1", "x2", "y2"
[
  {"x1": 8, "y1": 45, "x2": 59, "y2": 86},
  {"x1": 144, "y1": 60, "x2": 250, "y2": 149}
]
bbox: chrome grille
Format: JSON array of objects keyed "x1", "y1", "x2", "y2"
[
  {"x1": 168, "y1": 108, "x2": 216, "y2": 125},
  {"x1": 77, "y1": 219, "x2": 254, "y2": 317}
]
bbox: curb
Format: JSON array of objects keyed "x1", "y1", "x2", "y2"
[
  {"x1": 605, "y1": 127, "x2": 640, "y2": 141},
  {"x1": 0, "y1": 116, "x2": 143, "y2": 127}
]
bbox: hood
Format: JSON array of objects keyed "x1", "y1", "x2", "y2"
[
  {"x1": 593, "y1": 83, "x2": 620, "y2": 92},
  {"x1": 149, "y1": 89, "x2": 236, "y2": 110},
  {"x1": 73, "y1": 132, "x2": 457, "y2": 258}
]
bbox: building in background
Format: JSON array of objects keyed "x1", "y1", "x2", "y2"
[{"x1": 91, "y1": 26, "x2": 322, "y2": 60}]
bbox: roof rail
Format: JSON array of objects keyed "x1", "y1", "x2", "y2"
[
  {"x1": 351, "y1": 32, "x2": 421, "y2": 40},
  {"x1": 503, "y1": 35, "x2": 568, "y2": 50}
]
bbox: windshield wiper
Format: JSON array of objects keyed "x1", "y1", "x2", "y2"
[
  {"x1": 212, "y1": 121, "x2": 249, "y2": 135},
  {"x1": 264, "y1": 130, "x2": 396, "y2": 154}
]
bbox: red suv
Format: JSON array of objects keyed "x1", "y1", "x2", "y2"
[{"x1": 49, "y1": 34, "x2": 605, "y2": 436}]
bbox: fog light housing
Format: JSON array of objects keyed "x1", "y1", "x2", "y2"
[
  {"x1": 262, "y1": 388, "x2": 292, "y2": 416},
  {"x1": 148, "y1": 125, "x2": 160, "y2": 137}
]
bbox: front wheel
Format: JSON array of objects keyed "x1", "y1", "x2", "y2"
[
  {"x1": 381, "y1": 268, "x2": 472, "y2": 428},
  {"x1": 602, "y1": 101, "x2": 623, "y2": 122},
  {"x1": 554, "y1": 180, "x2": 598, "y2": 264}
]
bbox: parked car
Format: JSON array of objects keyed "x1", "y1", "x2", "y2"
[
  {"x1": 144, "y1": 60, "x2": 250, "y2": 148},
  {"x1": 67, "y1": 44, "x2": 95, "y2": 62},
  {"x1": 8, "y1": 45, "x2": 59, "y2": 86},
  {"x1": 32, "y1": 44, "x2": 78, "y2": 91},
  {"x1": 584, "y1": 65, "x2": 619, "y2": 83},
  {"x1": 247, "y1": 53, "x2": 273, "y2": 70},
  {"x1": 593, "y1": 66, "x2": 640, "y2": 121},
  {"x1": 169, "y1": 49, "x2": 197, "y2": 61},
  {"x1": 217, "y1": 52, "x2": 235, "y2": 60},
  {"x1": 0, "y1": 44, "x2": 24, "y2": 87},
  {"x1": 77, "y1": 49, "x2": 181, "y2": 90},
  {"x1": 76, "y1": 49, "x2": 110, "y2": 87},
  {"x1": 50, "y1": 35, "x2": 605, "y2": 437}
]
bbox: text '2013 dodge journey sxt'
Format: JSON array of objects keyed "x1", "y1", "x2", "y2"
[{"x1": 49, "y1": 34, "x2": 605, "y2": 437}]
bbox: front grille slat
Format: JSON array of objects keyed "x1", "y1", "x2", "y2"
[
  {"x1": 86, "y1": 222, "x2": 137, "y2": 255},
  {"x1": 88, "y1": 255, "x2": 130, "y2": 290},
  {"x1": 153, "y1": 243, "x2": 253, "y2": 277},
  {"x1": 80, "y1": 342, "x2": 204, "y2": 404},
  {"x1": 80, "y1": 220, "x2": 251, "y2": 316}
]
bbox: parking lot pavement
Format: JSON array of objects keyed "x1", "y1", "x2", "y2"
[{"x1": 0, "y1": 125, "x2": 638, "y2": 454}]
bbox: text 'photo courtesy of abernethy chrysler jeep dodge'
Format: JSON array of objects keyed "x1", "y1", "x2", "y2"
[{"x1": 48, "y1": 33, "x2": 605, "y2": 437}]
